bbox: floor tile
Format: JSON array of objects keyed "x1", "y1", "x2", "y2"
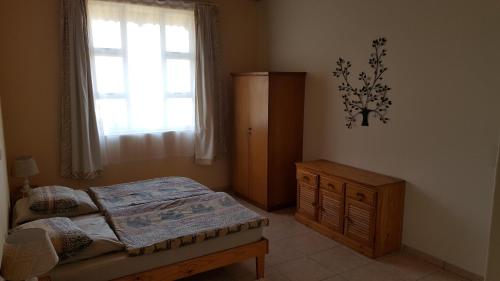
[
  {"x1": 266, "y1": 240, "x2": 304, "y2": 266},
  {"x1": 418, "y1": 270, "x2": 467, "y2": 281},
  {"x1": 259, "y1": 267, "x2": 290, "y2": 281},
  {"x1": 264, "y1": 219, "x2": 314, "y2": 242},
  {"x1": 375, "y1": 252, "x2": 441, "y2": 280},
  {"x1": 309, "y1": 246, "x2": 372, "y2": 274},
  {"x1": 340, "y1": 263, "x2": 407, "y2": 281},
  {"x1": 273, "y1": 231, "x2": 339, "y2": 257},
  {"x1": 274, "y1": 257, "x2": 334, "y2": 281}
]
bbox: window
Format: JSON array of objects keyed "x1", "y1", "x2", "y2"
[{"x1": 88, "y1": 1, "x2": 196, "y2": 136}]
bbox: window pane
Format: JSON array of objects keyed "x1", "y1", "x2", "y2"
[
  {"x1": 126, "y1": 22, "x2": 164, "y2": 132},
  {"x1": 166, "y1": 59, "x2": 191, "y2": 94},
  {"x1": 165, "y1": 25, "x2": 190, "y2": 53},
  {"x1": 165, "y1": 98, "x2": 194, "y2": 130},
  {"x1": 96, "y1": 99, "x2": 128, "y2": 135},
  {"x1": 94, "y1": 56, "x2": 125, "y2": 95},
  {"x1": 127, "y1": 22, "x2": 162, "y2": 97},
  {"x1": 129, "y1": 95, "x2": 165, "y2": 132},
  {"x1": 91, "y1": 20, "x2": 121, "y2": 49}
]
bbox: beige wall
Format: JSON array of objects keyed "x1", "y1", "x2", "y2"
[
  {"x1": 0, "y1": 100, "x2": 10, "y2": 266},
  {"x1": 264, "y1": 0, "x2": 500, "y2": 276},
  {"x1": 0, "y1": 0, "x2": 262, "y2": 191},
  {"x1": 486, "y1": 142, "x2": 500, "y2": 281}
]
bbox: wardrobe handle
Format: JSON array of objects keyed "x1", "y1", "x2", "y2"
[{"x1": 248, "y1": 127, "x2": 252, "y2": 135}]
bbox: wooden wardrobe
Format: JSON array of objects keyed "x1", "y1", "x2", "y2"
[{"x1": 232, "y1": 72, "x2": 306, "y2": 211}]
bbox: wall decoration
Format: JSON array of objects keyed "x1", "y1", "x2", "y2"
[{"x1": 333, "y1": 37, "x2": 392, "y2": 128}]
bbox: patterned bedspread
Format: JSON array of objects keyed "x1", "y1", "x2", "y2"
[
  {"x1": 89, "y1": 177, "x2": 212, "y2": 211},
  {"x1": 105, "y1": 192, "x2": 269, "y2": 256}
]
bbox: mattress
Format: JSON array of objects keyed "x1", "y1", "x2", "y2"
[
  {"x1": 49, "y1": 227, "x2": 263, "y2": 281},
  {"x1": 89, "y1": 177, "x2": 212, "y2": 211},
  {"x1": 106, "y1": 192, "x2": 269, "y2": 256}
]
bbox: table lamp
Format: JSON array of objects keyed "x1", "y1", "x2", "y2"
[
  {"x1": 12, "y1": 156, "x2": 39, "y2": 196},
  {"x1": 1, "y1": 228, "x2": 59, "y2": 281}
]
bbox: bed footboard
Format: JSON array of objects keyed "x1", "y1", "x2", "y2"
[
  {"x1": 40, "y1": 239, "x2": 268, "y2": 281},
  {"x1": 115, "y1": 238, "x2": 269, "y2": 281}
]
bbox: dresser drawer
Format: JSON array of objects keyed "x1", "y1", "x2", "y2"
[
  {"x1": 346, "y1": 184, "x2": 376, "y2": 206},
  {"x1": 297, "y1": 169, "x2": 318, "y2": 187},
  {"x1": 320, "y1": 176, "x2": 344, "y2": 195}
]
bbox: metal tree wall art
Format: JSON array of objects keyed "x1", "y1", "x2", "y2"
[{"x1": 333, "y1": 37, "x2": 393, "y2": 128}]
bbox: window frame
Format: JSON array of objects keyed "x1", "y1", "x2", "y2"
[{"x1": 89, "y1": 3, "x2": 196, "y2": 136}]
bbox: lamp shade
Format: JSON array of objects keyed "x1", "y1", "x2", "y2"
[
  {"x1": 1, "y1": 228, "x2": 59, "y2": 280},
  {"x1": 12, "y1": 156, "x2": 39, "y2": 178}
]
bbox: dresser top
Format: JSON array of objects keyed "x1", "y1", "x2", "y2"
[{"x1": 296, "y1": 159, "x2": 404, "y2": 187}]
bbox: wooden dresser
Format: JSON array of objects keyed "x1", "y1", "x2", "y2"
[
  {"x1": 295, "y1": 160, "x2": 405, "y2": 258},
  {"x1": 232, "y1": 72, "x2": 306, "y2": 211}
]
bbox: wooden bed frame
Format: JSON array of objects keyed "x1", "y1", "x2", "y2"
[{"x1": 40, "y1": 238, "x2": 268, "y2": 281}]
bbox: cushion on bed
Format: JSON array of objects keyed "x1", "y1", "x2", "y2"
[
  {"x1": 13, "y1": 190, "x2": 99, "y2": 226},
  {"x1": 61, "y1": 215, "x2": 124, "y2": 264},
  {"x1": 16, "y1": 217, "x2": 93, "y2": 259},
  {"x1": 29, "y1": 186, "x2": 79, "y2": 211}
]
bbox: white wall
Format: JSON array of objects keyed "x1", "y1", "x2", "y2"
[
  {"x1": 264, "y1": 0, "x2": 500, "y2": 276},
  {"x1": 486, "y1": 141, "x2": 500, "y2": 281},
  {"x1": 0, "y1": 100, "x2": 10, "y2": 265}
]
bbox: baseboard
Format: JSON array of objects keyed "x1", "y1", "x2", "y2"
[{"x1": 401, "y1": 245, "x2": 484, "y2": 281}]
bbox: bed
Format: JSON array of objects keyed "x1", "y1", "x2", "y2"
[{"x1": 11, "y1": 177, "x2": 269, "y2": 281}]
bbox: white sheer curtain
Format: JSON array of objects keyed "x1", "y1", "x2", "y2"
[{"x1": 87, "y1": 0, "x2": 196, "y2": 164}]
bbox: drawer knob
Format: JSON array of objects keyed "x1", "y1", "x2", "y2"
[
  {"x1": 356, "y1": 192, "x2": 365, "y2": 200},
  {"x1": 328, "y1": 183, "x2": 335, "y2": 188},
  {"x1": 303, "y1": 176, "x2": 309, "y2": 181}
]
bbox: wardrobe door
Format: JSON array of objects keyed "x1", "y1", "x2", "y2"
[
  {"x1": 248, "y1": 75, "x2": 269, "y2": 207},
  {"x1": 233, "y1": 76, "x2": 250, "y2": 198}
]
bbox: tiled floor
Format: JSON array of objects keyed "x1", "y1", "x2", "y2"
[{"x1": 181, "y1": 202, "x2": 467, "y2": 281}]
